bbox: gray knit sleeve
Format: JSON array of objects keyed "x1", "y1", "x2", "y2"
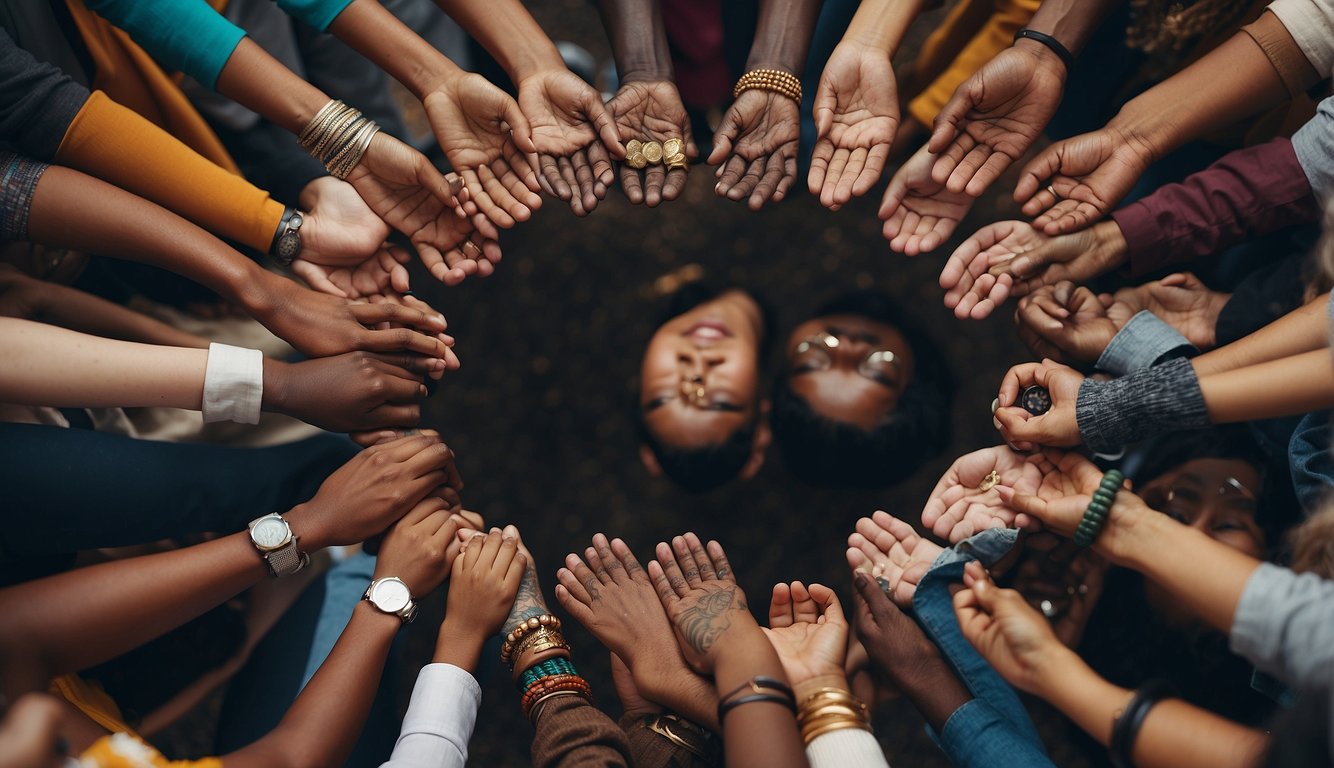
[
  {"x1": 1074, "y1": 358, "x2": 1210, "y2": 452},
  {"x1": 0, "y1": 27, "x2": 89, "y2": 159}
]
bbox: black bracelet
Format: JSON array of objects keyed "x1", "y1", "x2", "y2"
[
  {"x1": 1109, "y1": 680, "x2": 1175, "y2": 768},
  {"x1": 717, "y1": 693, "x2": 797, "y2": 722},
  {"x1": 269, "y1": 207, "x2": 304, "y2": 267},
  {"x1": 716, "y1": 676, "x2": 796, "y2": 724},
  {"x1": 1013, "y1": 28, "x2": 1075, "y2": 71}
]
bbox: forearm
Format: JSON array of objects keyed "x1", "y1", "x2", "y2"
[
  {"x1": 433, "y1": 621, "x2": 486, "y2": 674},
  {"x1": 0, "y1": 318, "x2": 206, "y2": 409},
  {"x1": 430, "y1": 0, "x2": 563, "y2": 82},
  {"x1": 1108, "y1": 32, "x2": 1285, "y2": 161},
  {"x1": 1192, "y1": 293, "x2": 1330, "y2": 377},
  {"x1": 227, "y1": 603, "x2": 401, "y2": 768},
  {"x1": 886, "y1": 655, "x2": 973, "y2": 733},
  {"x1": 26, "y1": 166, "x2": 282, "y2": 317},
  {"x1": 1197, "y1": 349, "x2": 1334, "y2": 423},
  {"x1": 596, "y1": 0, "x2": 673, "y2": 81},
  {"x1": 7, "y1": 277, "x2": 207, "y2": 348},
  {"x1": 713, "y1": 636, "x2": 808, "y2": 768},
  {"x1": 1039, "y1": 651, "x2": 1266, "y2": 768},
  {"x1": 215, "y1": 38, "x2": 331, "y2": 135},
  {"x1": 328, "y1": 0, "x2": 467, "y2": 98},
  {"x1": 1025, "y1": 0, "x2": 1122, "y2": 55},
  {"x1": 837, "y1": 0, "x2": 926, "y2": 53},
  {"x1": 745, "y1": 0, "x2": 822, "y2": 73}
]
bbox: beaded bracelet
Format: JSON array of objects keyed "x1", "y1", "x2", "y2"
[
  {"x1": 500, "y1": 615, "x2": 562, "y2": 663},
  {"x1": 732, "y1": 68, "x2": 802, "y2": 102},
  {"x1": 520, "y1": 674, "x2": 591, "y2": 718},
  {"x1": 518, "y1": 656, "x2": 578, "y2": 691},
  {"x1": 1074, "y1": 469, "x2": 1125, "y2": 547}
]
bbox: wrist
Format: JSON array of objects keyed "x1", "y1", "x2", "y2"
[
  {"x1": 505, "y1": 47, "x2": 566, "y2": 84},
  {"x1": 1031, "y1": 643, "x2": 1092, "y2": 701},
  {"x1": 354, "y1": 598, "x2": 408, "y2": 634},
  {"x1": 435, "y1": 620, "x2": 486, "y2": 672},
  {"x1": 259, "y1": 358, "x2": 291, "y2": 415},
  {"x1": 234, "y1": 267, "x2": 287, "y2": 322},
  {"x1": 792, "y1": 673, "x2": 850, "y2": 704},
  {"x1": 1105, "y1": 108, "x2": 1169, "y2": 165},
  {"x1": 1094, "y1": 220, "x2": 1127, "y2": 265},
  {"x1": 282, "y1": 502, "x2": 328, "y2": 552},
  {"x1": 1013, "y1": 37, "x2": 1070, "y2": 80},
  {"x1": 1106, "y1": 496, "x2": 1169, "y2": 567},
  {"x1": 712, "y1": 625, "x2": 776, "y2": 669}
]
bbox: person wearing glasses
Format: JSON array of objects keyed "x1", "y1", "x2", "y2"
[
  {"x1": 636, "y1": 282, "x2": 774, "y2": 492},
  {"x1": 771, "y1": 291, "x2": 953, "y2": 488}
]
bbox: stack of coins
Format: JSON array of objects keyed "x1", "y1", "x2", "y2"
[
  {"x1": 623, "y1": 138, "x2": 688, "y2": 171},
  {"x1": 625, "y1": 139, "x2": 647, "y2": 169},
  {"x1": 663, "y1": 138, "x2": 687, "y2": 170}
]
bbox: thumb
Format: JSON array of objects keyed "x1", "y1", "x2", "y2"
[
  {"x1": 963, "y1": 561, "x2": 1000, "y2": 610},
  {"x1": 852, "y1": 571, "x2": 892, "y2": 622},
  {"x1": 812, "y1": 81, "x2": 836, "y2": 137},
  {"x1": 996, "y1": 485, "x2": 1049, "y2": 522},
  {"x1": 707, "y1": 110, "x2": 740, "y2": 165},
  {"x1": 502, "y1": 97, "x2": 538, "y2": 154}
]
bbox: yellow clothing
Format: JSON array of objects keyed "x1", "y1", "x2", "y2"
[
  {"x1": 52, "y1": 675, "x2": 224, "y2": 768},
  {"x1": 56, "y1": 91, "x2": 284, "y2": 252}
]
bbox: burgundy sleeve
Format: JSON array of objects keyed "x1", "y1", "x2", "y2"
[{"x1": 1110, "y1": 137, "x2": 1321, "y2": 278}]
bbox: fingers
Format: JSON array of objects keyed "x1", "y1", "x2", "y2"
[
  {"x1": 610, "y1": 537, "x2": 649, "y2": 582},
  {"x1": 807, "y1": 138, "x2": 833, "y2": 197},
  {"x1": 592, "y1": 532, "x2": 628, "y2": 583},
  {"x1": 368, "y1": 352, "x2": 446, "y2": 378},
  {"x1": 563, "y1": 552, "x2": 603, "y2": 603},
  {"x1": 538, "y1": 154, "x2": 571, "y2": 201},
  {"x1": 643, "y1": 164, "x2": 667, "y2": 207},
  {"x1": 555, "y1": 569, "x2": 596, "y2": 624},
  {"x1": 646, "y1": 559, "x2": 678, "y2": 607},
  {"x1": 460, "y1": 169, "x2": 517, "y2": 229},
  {"x1": 790, "y1": 580, "x2": 818, "y2": 624},
  {"x1": 351, "y1": 301, "x2": 447, "y2": 334},
  {"x1": 570, "y1": 152, "x2": 601, "y2": 214},
  {"x1": 399, "y1": 495, "x2": 450, "y2": 528},
  {"x1": 669, "y1": 536, "x2": 702, "y2": 586},
  {"x1": 706, "y1": 539, "x2": 734, "y2": 581},
  {"x1": 682, "y1": 532, "x2": 716, "y2": 580},
  {"x1": 851, "y1": 570, "x2": 893, "y2": 624},
  {"x1": 807, "y1": 583, "x2": 847, "y2": 627},
  {"x1": 618, "y1": 163, "x2": 644, "y2": 205},
  {"x1": 655, "y1": 541, "x2": 691, "y2": 596},
  {"x1": 769, "y1": 582, "x2": 795, "y2": 628}
]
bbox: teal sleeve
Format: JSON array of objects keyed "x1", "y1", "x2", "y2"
[
  {"x1": 83, "y1": 0, "x2": 246, "y2": 90},
  {"x1": 274, "y1": 0, "x2": 357, "y2": 31}
]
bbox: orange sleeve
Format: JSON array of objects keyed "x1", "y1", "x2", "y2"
[{"x1": 53, "y1": 90, "x2": 283, "y2": 253}]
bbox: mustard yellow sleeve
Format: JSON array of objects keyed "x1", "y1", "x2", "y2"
[{"x1": 53, "y1": 91, "x2": 283, "y2": 253}]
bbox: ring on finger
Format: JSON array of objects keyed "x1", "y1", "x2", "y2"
[
  {"x1": 1046, "y1": 184, "x2": 1060, "y2": 200},
  {"x1": 461, "y1": 240, "x2": 483, "y2": 259}
]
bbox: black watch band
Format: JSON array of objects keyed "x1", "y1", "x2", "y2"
[
  {"x1": 1013, "y1": 28, "x2": 1075, "y2": 71},
  {"x1": 269, "y1": 207, "x2": 304, "y2": 267}
]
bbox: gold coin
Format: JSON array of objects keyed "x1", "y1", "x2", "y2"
[
  {"x1": 665, "y1": 152, "x2": 687, "y2": 165},
  {"x1": 643, "y1": 141, "x2": 663, "y2": 164},
  {"x1": 663, "y1": 138, "x2": 683, "y2": 157},
  {"x1": 626, "y1": 152, "x2": 647, "y2": 170},
  {"x1": 977, "y1": 470, "x2": 1000, "y2": 492},
  {"x1": 625, "y1": 139, "x2": 643, "y2": 155}
]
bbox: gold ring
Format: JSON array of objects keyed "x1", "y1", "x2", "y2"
[
  {"x1": 978, "y1": 470, "x2": 1000, "y2": 492},
  {"x1": 446, "y1": 173, "x2": 464, "y2": 197},
  {"x1": 1046, "y1": 184, "x2": 1059, "y2": 199}
]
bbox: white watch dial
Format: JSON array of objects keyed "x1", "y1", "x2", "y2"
[
  {"x1": 252, "y1": 517, "x2": 290, "y2": 549},
  {"x1": 372, "y1": 579, "x2": 411, "y2": 612}
]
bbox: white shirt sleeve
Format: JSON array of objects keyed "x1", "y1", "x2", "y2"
[
  {"x1": 1267, "y1": 0, "x2": 1334, "y2": 78},
  {"x1": 806, "y1": 727, "x2": 891, "y2": 768},
  {"x1": 380, "y1": 663, "x2": 482, "y2": 768},
  {"x1": 202, "y1": 342, "x2": 263, "y2": 424}
]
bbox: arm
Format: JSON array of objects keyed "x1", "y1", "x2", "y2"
[
  {"x1": 1198, "y1": 349, "x2": 1334, "y2": 424},
  {"x1": 0, "y1": 28, "x2": 89, "y2": 159},
  {"x1": 1192, "y1": 292, "x2": 1330, "y2": 376},
  {"x1": 0, "y1": 268, "x2": 206, "y2": 347}
]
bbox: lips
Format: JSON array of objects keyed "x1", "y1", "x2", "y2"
[{"x1": 684, "y1": 321, "x2": 733, "y2": 340}]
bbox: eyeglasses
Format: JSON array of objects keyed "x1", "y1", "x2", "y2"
[
  {"x1": 792, "y1": 331, "x2": 901, "y2": 386},
  {"x1": 1142, "y1": 476, "x2": 1257, "y2": 525}
]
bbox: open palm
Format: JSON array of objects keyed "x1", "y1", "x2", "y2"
[
  {"x1": 880, "y1": 144, "x2": 973, "y2": 255},
  {"x1": 606, "y1": 80, "x2": 696, "y2": 207},
  {"x1": 518, "y1": 69, "x2": 621, "y2": 215},
  {"x1": 809, "y1": 41, "x2": 898, "y2": 210}
]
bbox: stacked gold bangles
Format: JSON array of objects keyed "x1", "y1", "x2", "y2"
[
  {"x1": 299, "y1": 100, "x2": 381, "y2": 180},
  {"x1": 625, "y1": 138, "x2": 687, "y2": 171}
]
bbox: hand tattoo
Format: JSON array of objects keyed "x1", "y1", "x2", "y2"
[
  {"x1": 504, "y1": 563, "x2": 546, "y2": 635},
  {"x1": 676, "y1": 587, "x2": 744, "y2": 654}
]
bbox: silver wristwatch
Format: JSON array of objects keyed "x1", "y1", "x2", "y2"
[
  {"x1": 248, "y1": 513, "x2": 308, "y2": 578},
  {"x1": 362, "y1": 577, "x2": 418, "y2": 623}
]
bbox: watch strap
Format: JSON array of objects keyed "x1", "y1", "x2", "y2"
[
  {"x1": 263, "y1": 540, "x2": 307, "y2": 578},
  {"x1": 269, "y1": 207, "x2": 304, "y2": 267}
]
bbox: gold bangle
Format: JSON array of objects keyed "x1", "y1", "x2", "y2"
[
  {"x1": 501, "y1": 615, "x2": 563, "y2": 662},
  {"x1": 642, "y1": 713, "x2": 715, "y2": 760},
  {"x1": 803, "y1": 717, "x2": 870, "y2": 744},
  {"x1": 527, "y1": 690, "x2": 585, "y2": 723},
  {"x1": 732, "y1": 68, "x2": 802, "y2": 102},
  {"x1": 509, "y1": 627, "x2": 565, "y2": 660}
]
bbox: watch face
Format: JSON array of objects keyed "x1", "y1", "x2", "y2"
[
  {"x1": 372, "y1": 579, "x2": 411, "y2": 612},
  {"x1": 252, "y1": 517, "x2": 290, "y2": 549}
]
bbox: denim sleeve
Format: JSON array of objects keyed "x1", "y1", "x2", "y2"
[
  {"x1": 82, "y1": 0, "x2": 246, "y2": 89},
  {"x1": 1095, "y1": 311, "x2": 1196, "y2": 376},
  {"x1": 912, "y1": 529, "x2": 1055, "y2": 768}
]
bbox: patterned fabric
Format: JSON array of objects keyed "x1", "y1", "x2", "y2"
[{"x1": 0, "y1": 151, "x2": 48, "y2": 241}]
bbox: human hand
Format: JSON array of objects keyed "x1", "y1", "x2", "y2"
[
  {"x1": 709, "y1": 89, "x2": 799, "y2": 210},
  {"x1": 298, "y1": 176, "x2": 392, "y2": 269},
  {"x1": 763, "y1": 582, "x2": 849, "y2": 700},
  {"x1": 249, "y1": 274, "x2": 452, "y2": 362},
  {"x1": 993, "y1": 360, "x2": 1085, "y2": 449},
  {"x1": 1109, "y1": 272, "x2": 1227, "y2": 350},
  {"x1": 879, "y1": 144, "x2": 974, "y2": 255},
  {"x1": 374, "y1": 496, "x2": 470, "y2": 595},
  {"x1": 609, "y1": 653, "x2": 661, "y2": 719},
  {"x1": 927, "y1": 43, "x2": 1067, "y2": 197},
  {"x1": 518, "y1": 69, "x2": 623, "y2": 216},
  {"x1": 556, "y1": 533, "x2": 719, "y2": 728},
  {"x1": 850, "y1": 571, "x2": 949, "y2": 689},
  {"x1": 437, "y1": 528, "x2": 526, "y2": 671},
  {"x1": 808, "y1": 40, "x2": 897, "y2": 210},
  {"x1": 647, "y1": 534, "x2": 757, "y2": 675},
  {"x1": 286, "y1": 434, "x2": 461, "y2": 550},
  {"x1": 952, "y1": 561, "x2": 1071, "y2": 694},
  {"x1": 292, "y1": 246, "x2": 410, "y2": 300},
  {"x1": 983, "y1": 220, "x2": 1127, "y2": 301},
  {"x1": 846, "y1": 511, "x2": 944, "y2": 604},
  {"x1": 264, "y1": 351, "x2": 437, "y2": 432},
  {"x1": 605, "y1": 80, "x2": 697, "y2": 207},
  {"x1": 920, "y1": 447, "x2": 1044, "y2": 543},
  {"x1": 1014, "y1": 281, "x2": 1118, "y2": 367},
  {"x1": 1016, "y1": 126, "x2": 1156, "y2": 234}
]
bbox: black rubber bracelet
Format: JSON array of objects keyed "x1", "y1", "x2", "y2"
[
  {"x1": 1014, "y1": 28, "x2": 1075, "y2": 71},
  {"x1": 1109, "y1": 679, "x2": 1175, "y2": 768},
  {"x1": 717, "y1": 693, "x2": 797, "y2": 723}
]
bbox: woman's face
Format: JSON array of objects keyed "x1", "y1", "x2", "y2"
[
  {"x1": 639, "y1": 290, "x2": 764, "y2": 449},
  {"x1": 783, "y1": 313, "x2": 915, "y2": 430}
]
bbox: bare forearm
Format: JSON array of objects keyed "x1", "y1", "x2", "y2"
[
  {"x1": 837, "y1": 0, "x2": 925, "y2": 53},
  {"x1": 1193, "y1": 293, "x2": 1330, "y2": 377},
  {"x1": 215, "y1": 38, "x2": 329, "y2": 133},
  {"x1": 0, "y1": 318, "x2": 206, "y2": 409},
  {"x1": 713, "y1": 636, "x2": 808, "y2": 768},
  {"x1": 1026, "y1": 0, "x2": 1123, "y2": 55},
  {"x1": 1198, "y1": 350, "x2": 1334, "y2": 424},
  {"x1": 745, "y1": 0, "x2": 821, "y2": 73},
  {"x1": 431, "y1": 0, "x2": 563, "y2": 81},
  {"x1": 596, "y1": 0, "x2": 673, "y2": 81},
  {"x1": 329, "y1": 0, "x2": 465, "y2": 97},
  {"x1": 227, "y1": 604, "x2": 401, "y2": 768},
  {"x1": 32, "y1": 286, "x2": 208, "y2": 348}
]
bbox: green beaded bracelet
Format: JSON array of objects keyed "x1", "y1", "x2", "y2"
[{"x1": 1074, "y1": 469, "x2": 1123, "y2": 547}]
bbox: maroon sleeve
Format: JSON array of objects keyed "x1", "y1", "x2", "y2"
[{"x1": 1110, "y1": 137, "x2": 1321, "y2": 278}]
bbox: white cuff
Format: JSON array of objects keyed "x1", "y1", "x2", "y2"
[
  {"x1": 203, "y1": 343, "x2": 263, "y2": 424},
  {"x1": 806, "y1": 727, "x2": 890, "y2": 768}
]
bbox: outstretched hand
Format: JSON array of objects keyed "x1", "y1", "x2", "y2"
[
  {"x1": 880, "y1": 144, "x2": 974, "y2": 255},
  {"x1": 709, "y1": 89, "x2": 800, "y2": 210},
  {"x1": 809, "y1": 41, "x2": 898, "y2": 211},
  {"x1": 519, "y1": 69, "x2": 623, "y2": 216},
  {"x1": 846, "y1": 510, "x2": 944, "y2": 605},
  {"x1": 1015, "y1": 126, "x2": 1156, "y2": 234},
  {"x1": 605, "y1": 80, "x2": 697, "y2": 207},
  {"x1": 953, "y1": 561, "x2": 1070, "y2": 694},
  {"x1": 763, "y1": 582, "x2": 848, "y2": 696},
  {"x1": 646, "y1": 533, "x2": 755, "y2": 674}
]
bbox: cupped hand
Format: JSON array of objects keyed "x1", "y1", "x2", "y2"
[
  {"x1": 994, "y1": 449, "x2": 1123, "y2": 541},
  {"x1": 270, "y1": 351, "x2": 436, "y2": 431},
  {"x1": 993, "y1": 360, "x2": 1085, "y2": 449},
  {"x1": 374, "y1": 495, "x2": 465, "y2": 595},
  {"x1": 879, "y1": 144, "x2": 974, "y2": 255},
  {"x1": 846, "y1": 510, "x2": 944, "y2": 605},
  {"x1": 939, "y1": 220, "x2": 1026, "y2": 319},
  {"x1": 1015, "y1": 126, "x2": 1156, "y2": 234},
  {"x1": 709, "y1": 89, "x2": 799, "y2": 210},
  {"x1": 763, "y1": 582, "x2": 848, "y2": 697},
  {"x1": 518, "y1": 69, "x2": 623, "y2": 216},
  {"x1": 1014, "y1": 281, "x2": 1118, "y2": 366},
  {"x1": 987, "y1": 220, "x2": 1126, "y2": 299},
  {"x1": 445, "y1": 528, "x2": 527, "y2": 636},
  {"x1": 298, "y1": 176, "x2": 391, "y2": 268},
  {"x1": 424, "y1": 72, "x2": 542, "y2": 228},
  {"x1": 287, "y1": 433, "x2": 460, "y2": 549},
  {"x1": 1109, "y1": 272, "x2": 1227, "y2": 350},
  {"x1": 605, "y1": 80, "x2": 697, "y2": 207},
  {"x1": 809, "y1": 40, "x2": 898, "y2": 210},
  {"x1": 292, "y1": 245, "x2": 410, "y2": 300},
  {"x1": 952, "y1": 561, "x2": 1069, "y2": 694},
  {"x1": 647, "y1": 534, "x2": 756, "y2": 674},
  {"x1": 921, "y1": 446, "x2": 1044, "y2": 543},
  {"x1": 927, "y1": 44, "x2": 1066, "y2": 197}
]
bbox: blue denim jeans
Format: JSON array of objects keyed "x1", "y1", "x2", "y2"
[{"x1": 911, "y1": 528, "x2": 1055, "y2": 767}]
